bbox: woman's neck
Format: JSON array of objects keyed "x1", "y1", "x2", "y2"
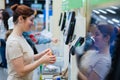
[
  {"x1": 12, "y1": 26, "x2": 23, "y2": 37},
  {"x1": 98, "y1": 45, "x2": 110, "y2": 54}
]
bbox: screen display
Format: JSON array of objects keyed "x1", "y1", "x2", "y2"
[
  {"x1": 65, "y1": 11, "x2": 76, "y2": 45},
  {"x1": 31, "y1": 4, "x2": 42, "y2": 11}
]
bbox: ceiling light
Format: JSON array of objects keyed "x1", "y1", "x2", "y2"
[
  {"x1": 117, "y1": 24, "x2": 120, "y2": 26},
  {"x1": 106, "y1": 9, "x2": 116, "y2": 14},
  {"x1": 99, "y1": 15, "x2": 107, "y2": 20},
  {"x1": 92, "y1": 10, "x2": 100, "y2": 14},
  {"x1": 107, "y1": 20, "x2": 114, "y2": 24},
  {"x1": 6, "y1": 0, "x2": 9, "y2": 4},
  {"x1": 110, "y1": 6, "x2": 119, "y2": 9},
  {"x1": 20, "y1": 0, "x2": 23, "y2": 4},
  {"x1": 34, "y1": 0, "x2": 38, "y2": 4},
  {"x1": 112, "y1": 18, "x2": 119, "y2": 23},
  {"x1": 98, "y1": 9, "x2": 107, "y2": 14}
]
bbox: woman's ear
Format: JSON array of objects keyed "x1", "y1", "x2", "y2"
[
  {"x1": 18, "y1": 16, "x2": 24, "y2": 23},
  {"x1": 104, "y1": 35, "x2": 110, "y2": 43}
]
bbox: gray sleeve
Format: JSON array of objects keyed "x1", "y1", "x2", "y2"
[{"x1": 93, "y1": 59, "x2": 111, "y2": 79}]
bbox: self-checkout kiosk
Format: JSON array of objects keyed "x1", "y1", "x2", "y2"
[{"x1": 57, "y1": 9, "x2": 86, "y2": 80}]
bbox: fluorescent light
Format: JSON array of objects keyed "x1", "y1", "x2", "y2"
[
  {"x1": 110, "y1": 6, "x2": 119, "y2": 9},
  {"x1": 99, "y1": 15, "x2": 107, "y2": 20},
  {"x1": 6, "y1": 0, "x2": 9, "y2": 4},
  {"x1": 107, "y1": 20, "x2": 114, "y2": 24},
  {"x1": 106, "y1": 9, "x2": 116, "y2": 14},
  {"x1": 117, "y1": 24, "x2": 120, "y2": 26},
  {"x1": 112, "y1": 18, "x2": 119, "y2": 23},
  {"x1": 20, "y1": 0, "x2": 23, "y2": 4},
  {"x1": 34, "y1": 0, "x2": 38, "y2": 4},
  {"x1": 98, "y1": 9, "x2": 107, "y2": 14},
  {"x1": 92, "y1": 10, "x2": 100, "y2": 14}
]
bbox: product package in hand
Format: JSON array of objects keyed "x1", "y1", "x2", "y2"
[
  {"x1": 43, "y1": 48, "x2": 56, "y2": 66},
  {"x1": 50, "y1": 47, "x2": 60, "y2": 56},
  {"x1": 49, "y1": 49, "x2": 53, "y2": 56}
]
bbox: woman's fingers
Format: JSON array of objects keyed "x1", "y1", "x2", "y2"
[
  {"x1": 44, "y1": 48, "x2": 51, "y2": 53},
  {"x1": 49, "y1": 55, "x2": 56, "y2": 63}
]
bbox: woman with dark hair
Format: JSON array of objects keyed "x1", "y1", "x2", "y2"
[
  {"x1": 0, "y1": 9, "x2": 9, "y2": 66},
  {"x1": 0, "y1": 9, "x2": 10, "y2": 31},
  {"x1": 0, "y1": 9, "x2": 10, "y2": 80},
  {"x1": 77, "y1": 23, "x2": 114, "y2": 80},
  {"x1": 0, "y1": 9, "x2": 10, "y2": 39},
  {"x1": 6, "y1": 4, "x2": 56, "y2": 80}
]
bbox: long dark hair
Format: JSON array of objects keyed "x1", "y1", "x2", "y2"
[{"x1": 0, "y1": 9, "x2": 10, "y2": 30}]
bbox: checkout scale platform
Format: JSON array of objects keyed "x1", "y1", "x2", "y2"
[{"x1": 33, "y1": 44, "x2": 66, "y2": 80}]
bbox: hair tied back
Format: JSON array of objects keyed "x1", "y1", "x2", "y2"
[{"x1": 11, "y1": 4, "x2": 19, "y2": 12}]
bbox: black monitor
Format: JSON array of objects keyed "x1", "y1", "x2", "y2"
[
  {"x1": 58, "y1": 12, "x2": 63, "y2": 26},
  {"x1": 65, "y1": 11, "x2": 76, "y2": 45},
  {"x1": 61, "y1": 12, "x2": 66, "y2": 31}
]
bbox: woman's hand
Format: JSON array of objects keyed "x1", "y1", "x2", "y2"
[
  {"x1": 39, "y1": 49, "x2": 56, "y2": 64},
  {"x1": 34, "y1": 48, "x2": 53, "y2": 61}
]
